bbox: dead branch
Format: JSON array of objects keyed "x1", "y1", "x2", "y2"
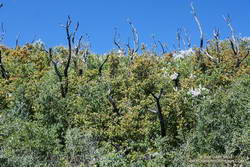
[
  {"x1": 236, "y1": 51, "x2": 249, "y2": 68},
  {"x1": 223, "y1": 15, "x2": 248, "y2": 68},
  {"x1": 114, "y1": 28, "x2": 124, "y2": 52},
  {"x1": 64, "y1": 16, "x2": 72, "y2": 79},
  {"x1": 158, "y1": 40, "x2": 168, "y2": 54},
  {"x1": 204, "y1": 47, "x2": 218, "y2": 64},
  {"x1": 213, "y1": 28, "x2": 220, "y2": 55},
  {"x1": 223, "y1": 15, "x2": 236, "y2": 43},
  {"x1": 151, "y1": 34, "x2": 158, "y2": 52},
  {"x1": 73, "y1": 35, "x2": 83, "y2": 75},
  {"x1": 126, "y1": 19, "x2": 139, "y2": 60},
  {"x1": 183, "y1": 28, "x2": 191, "y2": 48},
  {"x1": 223, "y1": 15, "x2": 240, "y2": 56},
  {"x1": 75, "y1": 35, "x2": 83, "y2": 55},
  {"x1": 230, "y1": 39, "x2": 238, "y2": 55},
  {"x1": 0, "y1": 23, "x2": 5, "y2": 42},
  {"x1": 99, "y1": 54, "x2": 110, "y2": 76},
  {"x1": 15, "y1": 33, "x2": 20, "y2": 48},
  {"x1": 49, "y1": 49, "x2": 62, "y2": 82},
  {"x1": 148, "y1": 108, "x2": 158, "y2": 114},
  {"x1": 71, "y1": 21, "x2": 79, "y2": 45},
  {"x1": 176, "y1": 28, "x2": 181, "y2": 50},
  {"x1": 191, "y1": 3, "x2": 204, "y2": 49},
  {"x1": 0, "y1": 50, "x2": 9, "y2": 79},
  {"x1": 49, "y1": 16, "x2": 81, "y2": 97},
  {"x1": 49, "y1": 48, "x2": 67, "y2": 97},
  {"x1": 150, "y1": 88, "x2": 166, "y2": 138}
]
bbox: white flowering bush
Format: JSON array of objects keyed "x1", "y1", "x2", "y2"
[
  {"x1": 173, "y1": 48, "x2": 195, "y2": 59},
  {"x1": 187, "y1": 85, "x2": 209, "y2": 97}
]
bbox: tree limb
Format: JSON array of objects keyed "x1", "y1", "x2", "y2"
[
  {"x1": 114, "y1": 28, "x2": 123, "y2": 51},
  {"x1": 0, "y1": 50, "x2": 9, "y2": 79},
  {"x1": 99, "y1": 54, "x2": 110, "y2": 76},
  {"x1": 191, "y1": 3, "x2": 204, "y2": 49},
  {"x1": 64, "y1": 16, "x2": 72, "y2": 78},
  {"x1": 150, "y1": 88, "x2": 166, "y2": 138}
]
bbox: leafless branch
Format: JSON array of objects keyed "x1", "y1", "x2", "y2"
[
  {"x1": 72, "y1": 35, "x2": 83, "y2": 75},
  {"x1": 126, "y1": 19, "x2": 139, "y2": 60},
  {"x1": 148, "y1": 108, "x2": 157, "y2": 114},
  {"x1": 128, "y1": 19, "x2": 139, "y2": 52},
  {"x1": 64, "y1": 16, "x2": 72, "y2": 79},
  {"x1": 49, "y1": 16, "x2": 82, "y2": 97},
  {"x1": 213, "y1": 28, "x2": 220, "y2": 41},
  {"x1": 150, "y1": 88, "x2": 166, "y2": 138},
  {"x1": 49, "y1": 48, "x2": 62, "y2": 82},
  {"x1": 176, "y1": 28, "x2": 181, "y2": 50},
  {"x1": 0, "y1": 23, "x2": 5, "y2": 42},
  {"x1": 0, "y1": 50, "x2": 9, "y2": 79},
  {"x1": 114, "y1": 27, "x2": 123, "y2": 51},
  {"x1": 223, "y1": 15, "x2": 248, "y2": 68},
  {"x1": 183, "y1": 28, "x2": 192, "y2": 48},
  {"x1": 223, "y1": 15, "x2": 240, "y2": 57},
  {"x1": 191, "y1": 2, "x2": 204, "y2": 49},
  {"x1": 75, "y1": 35, "x2": 83, "y2": 55},
  {"x1": 203, "y1": 48, "x2": 218, "y2": 64},
  {"x1": 151, "y1": 34, "x2": 158, "y2": 52},
  {"x1": 213, "y1": 28, "x2": 220, "y2": 54},
  {"x1": 158, "y1": 40, "x2": 168, "y2": 54},
  {"x1": 49, "y1": 48, "x2": 67, "y2": 97},
  {"x1": 230, "y1": 39, "x2": 238, "y2": 55},
  {"x1": 99, "y1": 54, "x2": 110, "y2": 76},
  {"x1": 223, "y1": 15, "x2": 236, "y2": 42},
  {"x1": 15, "y1": 33, "x2": 21, "y2": 48},
  {"x1": 72, "y1": 21, "x2": 79, "y2": 44},
  {"x1": 236, "y1": 51, "x2": 249, "y2": 68}
]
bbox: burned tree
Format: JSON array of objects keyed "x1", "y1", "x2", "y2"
[
  {"x1": 49, "y1": 16, "x2": 82, "y2": 98},
  {"x1": 148, "y1": 88, "x2": 166, "y2": 138}
]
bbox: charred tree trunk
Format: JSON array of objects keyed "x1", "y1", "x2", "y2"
[
  {"x1": 0, "y1": 50, "x2": 9, "y2": 79},
  {"x1": 150, "y1": 88, "x2": 166, "y2": 138}
]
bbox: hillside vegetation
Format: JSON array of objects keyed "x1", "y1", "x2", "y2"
[
  {"x1": 0, "y1": 10, "x2": 250, "y2": 166},
  {"x1": 0, "y1": 34, "x2": 249, "y2": 166}
]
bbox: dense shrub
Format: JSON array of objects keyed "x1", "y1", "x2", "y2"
[{"x1": 0, "y1": 38, "x2": 249, "y2": 166}]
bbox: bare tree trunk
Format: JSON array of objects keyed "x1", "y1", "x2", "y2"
[{"x1": 150, "y1": 89, "x2": 166, "y2": 138}]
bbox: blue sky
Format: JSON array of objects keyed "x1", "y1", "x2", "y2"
[{"x1": 1, "y1": 0, "x2": 250, "y2": 53}]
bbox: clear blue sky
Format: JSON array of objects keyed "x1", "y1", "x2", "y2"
[{"x1": 1, "y1": 0, "x2": 250, "y2": 53}]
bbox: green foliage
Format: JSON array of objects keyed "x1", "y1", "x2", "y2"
[{"x1": 0, "y1": 38, "x2": 249, "y2": 166}]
